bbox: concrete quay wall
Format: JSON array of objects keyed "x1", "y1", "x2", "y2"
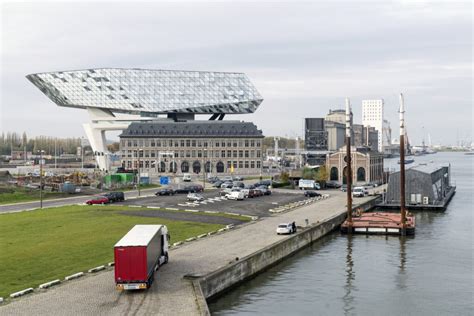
[{"x1": 199, "y1": 198, "x2": 379, "y2": 307}]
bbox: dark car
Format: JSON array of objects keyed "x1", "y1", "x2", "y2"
[
  {"x1": 233, "y1": 175, "x2": 244, "y2": 181},
  {"x1": 341, "y1": 184, "x2": 348, "y2": 192},
  {"x1": 103, "y1": 192, "x2": 125, "y2": 202},
  {"x1": 207, "y1": 176, "x2": 220, "y2": 183},
  {"x1": 232, "y1": 182, "x2": 245, "y2": 188},
  {"x1": 257, "y1": 185, "x2": 272, "y2": 195},
  {"x1": 304, "y1": 190, "x2": 321, "y2": 197},
  {"x1": 155, "y1": 188, "x2": 175, "y2": 196},
  {"x1": 325, "y1": 181, "x2": 341, "y2": 189},
  {"x1": 86, "y1": 196, "x2": 109, "y2": 205},
  {"x1": 213, "y1": 181, "x2": 223, "y2": 188},
  {"x1": 253, "y1": 188, "x2": 264, "y2": 197}
]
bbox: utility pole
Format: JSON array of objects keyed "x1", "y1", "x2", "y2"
[
  {"x1": 38, "y1": 150, "x2": 45, "y2": 209},
  {"x1": 399, "y1": 94, "x2": 407, "y2": 235},
  {"x1": 137, "y1": 149, "x2": 142, "y2": 196},
  {"x1": 345, "y1": 98, "x2": 353, "y2": 226}
]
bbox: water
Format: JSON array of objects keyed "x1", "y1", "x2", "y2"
[{"x1": 209, "y1": 153, "x2": 473, "y2": 315}]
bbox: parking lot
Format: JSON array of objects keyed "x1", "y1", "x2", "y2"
[{"x1": 119, "y1": 187, "x2": 311, "y2": 218}]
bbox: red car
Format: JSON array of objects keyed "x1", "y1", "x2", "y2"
[{"x1": 86, "y1": 196, "x2": 109, "y2": 205}]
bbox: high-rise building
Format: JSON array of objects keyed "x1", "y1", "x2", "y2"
[
  {"x1": 362, "y1": 99, "x2": 386, "y2": 152},
  {"x1": 304, "y1": 118, "x2": 327, "y2": 151}
]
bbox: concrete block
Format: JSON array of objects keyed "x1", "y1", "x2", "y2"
[
  {"x1": 65, "y1": 272, "x2": 84, "y2": 281},
  {"x1": 207, "y1": 231, "x2": 216, "y2": 236},
  {"x1": 108, "y1": 262, "x2": 115, "y2": 267},
  {"x1": 186, "y1": 237, "x2": 196, "y2": 242},
  {"x1": 173, "y1": 241, "x2": 183, "y2": 247},
  {"x1": 88, "y1": 265, "x2": 105, "y2": 273},
  {"x1": 39, "y1": 279, "x2": 61, "y2": 289},
  {"x1": 185, "y1": 209, "x2": 199, "y2": 212},
  {"x1": 217, "y1": 228, "x2": 226, "y2": 233},
  {"x1": 226, "y1": 224, "x2": 235, "y2": 229},
  {"x1": 10, "y1": 288, "x2": 34, "y2": 298},
  {"x1": 197, "y1": 234, "x2": 207, "y2": 239},
  {"x1": 204, "y1": 210, "x2": 218, "y2": 214},
  {"x1": 225, "y1": 212, "x2": 240, "y2": 216},
  {"x1": 0, "y1": 297, "x2": 4, "y2": 304},
  {"x1": 166, "y1": 207, "x2": 178, "y2": 211}
]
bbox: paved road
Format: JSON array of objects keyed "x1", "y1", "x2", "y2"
[
  {"x1": 0, "y1": 188, "x2": 159, "y2": 214},
  {"x1": 0, "y1": 191, "x2": 376, "y2": 316},
  {"x1": 119, "y1": 209, "x2": 245, "y2": 225}
]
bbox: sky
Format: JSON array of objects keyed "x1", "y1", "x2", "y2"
[{"x1": 0, "y1": 0, "x2": 472, "y2": 146}]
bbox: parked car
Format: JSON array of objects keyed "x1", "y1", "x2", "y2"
[
  {"x1": 257, "y1": 185, "x2": 272, "y2": 195},
  {"x1": 220, "y1": 188, "x2": 233, "y2": 196},
  {"x1": 325, "y1": 181, "x2": 341, "y2": 189},
  {"x1": 232, "y1": 182, "x2": 245, "y2": 188},
  {"x1": 276, "y1": 223, "x2": 295, "y2": 235},
  {"x1": 253, "y1": 188, "x2": 264, "y2": 197},
  {"x1": 213, "y1": 181, "x2": 224, "y2": 188},
  {"x1": 240, "y1": 188, "x2": 250, "y2": 198},
  {"x1": 232, "y1": 175, "x2": 244, "y2": 181},
  {"x1": 207, "y1": 176, "x2": 220, "y2": 183},
  {"x1": 304, "y1": 190, "x2": 321, "y2": 197},
  {"x1": 182, "y1": 173, "x2": 192, "y2": 182},
  {"x1": 155, "y1": 188, "x2": 175, "y2": 196},
  {"x1": 341, "y1": 184, "x2": 348, "y2": 192},
  {"x1": 220, "y1": 182, "x2": 234, "y2": 189},
  {"x1": 86, "y1": 196, "x2": 109, "y2": 205},
  {"x1": 103, "y1": 191, "x2": 125, "y2": 202},
  {"x1": 187, "y1": 193, "x2": 204, "y2": 202},
  {"x1": 352, "y1": 187, "x2": 365, "y2": 198},
  {"x1": 247, "y1": 189, "x2": 258, "y2": 198},
  {"x1": 226, "y1": 191, "x2": 245, "y2": 200}
]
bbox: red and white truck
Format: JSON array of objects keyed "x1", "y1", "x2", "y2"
[{"x1": 114, "y1": 225, "x2": 169, "y2": 290}]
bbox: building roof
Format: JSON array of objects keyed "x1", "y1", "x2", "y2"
[
  {"x1": 120, "y1": 120, "x2": 264, "y2": 138},
  {"x1": 408, "y1": 164, "x2": 449, "y2": 174},
  {"x1": 114, "y1": 225, "x2": 163, "y2": 247},
  {"x1": 26, "y1": 68, "x2": 263, "y2": 115}
]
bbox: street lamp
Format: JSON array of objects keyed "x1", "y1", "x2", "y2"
[
  {"x1": 37, "y1": 150, "x2": 45, "y2": 209},
  {"x1": 136, "y1": 149, "x2": 143, "y2": 196},
  {"x1": 81, "y1": 137, "x2": 85, "y2": 170},
  {"x1": 202, "y1": 149, "x2": 208, "y2": 189}
]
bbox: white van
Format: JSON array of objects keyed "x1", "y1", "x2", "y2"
[
  {"x1": 183, "y1": 173, "x2": 192, "y2": 182},
  {"x1": 352, "y1": 187, "x2": 365, "y2": 198}
]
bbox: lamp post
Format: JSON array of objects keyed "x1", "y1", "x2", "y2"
[
  {"x1": 203, "y1": 149, "x2": 208, "y2": 190},
  {"x1": 37, "y1": 150, "x2": 45, "y2": 209},
  {"x1": 345, "y1": 98, "x2": 353, "y2": 226},
  {"x1": 137, "y1": 149, "x2": 143, "y2": 196}
]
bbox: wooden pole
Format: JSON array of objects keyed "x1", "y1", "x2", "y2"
[
  {"x1": 345, "y1": 98, "x2": 353, "y2": 226},
  {"x1": 399, "y1": 94, "x2": 407, "y2": 233}
]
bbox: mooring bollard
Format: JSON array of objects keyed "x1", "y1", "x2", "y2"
[{"x1": 305, "y1": 218, "x2": 309, "y2": 226}]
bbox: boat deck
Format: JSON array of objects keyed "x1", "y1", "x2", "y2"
[{"x1": 341, "y1": 212, "x2": 415, "y2": 235}]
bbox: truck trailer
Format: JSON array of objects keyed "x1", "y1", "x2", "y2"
[{"x1": 114, "y1": 225, "x2": 169, "y2": 290}]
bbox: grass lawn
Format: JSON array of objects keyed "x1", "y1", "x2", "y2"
[
  {"x1": 0, "y1": 188, "x2": 71, "y2": 205},
  {"x1": 0, "y1": 205, "x2": 238, "y2": 298}
]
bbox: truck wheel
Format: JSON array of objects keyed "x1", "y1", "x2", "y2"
[{"x1": 164, "y1": 252, "x2": 169, "y2": 264}]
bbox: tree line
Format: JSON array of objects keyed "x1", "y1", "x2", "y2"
[{"x1": 0, "y1": 132, "x2": 82, "y2": 156}]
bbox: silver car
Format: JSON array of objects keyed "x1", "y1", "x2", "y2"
[{"x1": 187, "y1": 193, "x2": 205, "y2": 202}]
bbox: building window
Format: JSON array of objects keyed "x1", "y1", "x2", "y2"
[
  {"x1": 192, "y1": 140, "x2": 196, "y2": 147},
  {"x1": 227, "y1": 150, "x2": 232, "y2": 158},
  {"x1": 233, "y1": 161, "x2": 237, "y2": 169},
  {"x1": 227, "y1": 140, "x2": 232, "y2": 147},
  {"x1": 233, "y1": 141, "x2": 238, "y2": 147},
  {"x1": 198, "y1": 151, "x2": 202, "y2": 158},
  {"x1": 203, "y1": 141, "x2": 208, "y2": 147},
  {"x1": 170, "y1": 161, "x2": 177, "y2": 173},
  {"x1": 221, "y1": 141, "x2": 225, "y2": 147},
  {"x1": 238, "y1": 161, "x2": 243, "y2": 169},
  {"x1": 216, "y1": 161, "x2": 224, "y2": 173},
  {"x1": 168, "y1": 140, "x2": 173, "y2": 147},
  {"x1": 133, "y1": 140, "x2": 138, "y2": 147},
  {"x1": 193, "y1": 161, "x2": 201, "y2": 174},
  {"x1": 233, "y1": 150, "x2": 237, "y2": 158},
  {"x1": 127, "y1": 140, "x2": 132, "y2": 147},
  {"x1": 256, "y1": 150, "x2": 261, "y2": 158},
  {"x1": 181, "y1": 140, "x2": 185, "y2": 147},
  {"x1": 145, "y1": 161, "x2": 150, "y2": 168},
  {"x1": 244, "y1": 161, "x2": 249, "y2": 168},
  {"x1": 239, "y1": 150, "x2": 243, "y2": 158},
  {"x1": 357, "y1": 167, "x2": 366, "y2": 182},
  {"x1": 245, "y1": 140, "x2": 249, "y2": 147},
  {"x1": 205, "y1": 161, "x2": 212, "y2": 173},
  {"x1": 186, "y1": 140, "x2": 191, "y2": 147},
  {"x1": 197, "y1": 140, "x2": 202, "y2": 147},
  {"x1": 250, "y1": 150, "x2": 255, "y2": 158},
  {"x1": 250, "y1": 161, "x2": 255, "y2": 168},
  {"x1": 244, "y1": 150, "x2": 249, "y2": 158},
  {"x1": 157, "y1": 140, "x2": 161, "y2": 147},
  {"x1": 250, "y1": 140, "x2": 255, "y2": 147},
  {"x1": 181, "y1": 161, "x2": 189, "y2": 173},
  {"x1": 256, "y1": 161, "x2": 261, "y2": 168},
  {"x1": 221, "y1": 150, "x2": 226, "y2": 158},
  {"x1": 227, "y1": 161, "x2": 232, "y2": 169},
  {"x1": 256, "y1": 140, "x2": 261, "y2": 147},
  {"x1": 215, "y1": 141, "x2": 220, "y2": 147}
]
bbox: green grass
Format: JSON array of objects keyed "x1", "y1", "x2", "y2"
[
  {"x1": 0, "y1": 205, "x2": 232, "y2": 298},
  {"x1": 244, "y1": 175, "x2": 272, "y2": 181},
  {"x1": 0, "y1": 188, "x2": 70, "y2": 205}
]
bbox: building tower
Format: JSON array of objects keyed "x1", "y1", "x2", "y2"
[{"x1": 362, "y1": 99, "x2": 388, "y2": 153}]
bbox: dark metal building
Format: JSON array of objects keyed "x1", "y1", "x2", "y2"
[
  {"x1": 304, "y1": 118, "x2": 327, "y2": 151},
  {"x1": 385, "y1": 164, "x2": 455, "y2": 208}
]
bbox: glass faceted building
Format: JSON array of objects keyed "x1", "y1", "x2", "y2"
[{"x1": 26, "y1": 68, "x2": 263, "y2": 115}]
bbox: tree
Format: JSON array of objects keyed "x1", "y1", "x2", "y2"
[
  {"x1": 315, "y1": 165, "x2": 328, "y2": 183},
  {"x1": 280, "y1": 171, "x2": 289, "y2": 183},
  {"x1": 302, "y1": 167, "x2": 316, "y2": 180}
]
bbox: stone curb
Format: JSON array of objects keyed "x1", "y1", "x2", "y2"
[
  {"x1": 0, "y1": 297, "x2": 3, "y2": 304},
  {"x1": 108, "y1": 262, "x2": 115, "y2": 267},
  {"x1": 173, "y1": 241, "x2": 183, "y2": 247},
  {"x1": 186, "y1": 237, "x2": 196, "y2": 242},
  {"x1": 39, "y1": 279, "x2": 61, "y2": 289},
  {"x1": 88, "y1": 265, "x2": 105, "y2": 273},
  {"x1": 197, "y1": 234, "x2": 207, "y2": 239},
  {"x1": 65, "y1": 272, "x2": 84, "y2": 281},
  {"x1": 10, "y1": 288, "x2": 33, "y2": 298}
]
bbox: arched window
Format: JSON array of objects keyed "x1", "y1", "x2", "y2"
[
  {"x1": 159, "y1": 161, "x2": 166, "y2": 173},
  {"x1": 216, "y1": 161, "x2": 224, "y2": 173},
  {"x1": 192, "y1": 161, "x2": 201, "y2": 174},
  {"x1": 205, "y1": 161, "x2": 212, "y2": 173},
  {"x1": 170, "y1": 161, "x2": 177, "y2": 173},
  {"x1": 181, "y1": 161, "x2": 189, "y2": 173},
  {"x1": 357, "y1": 167, "x2": 366, "y2": 182},
  {"x1": 330, "y1": 167, "x2": 338, "y2": 181}
]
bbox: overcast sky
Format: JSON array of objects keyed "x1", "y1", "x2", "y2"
[{"x1": 1, "y1": 0, "x2": 472, "y2": 146}]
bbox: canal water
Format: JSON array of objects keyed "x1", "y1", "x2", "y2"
[{"x1": 209, "y1": 153, "x2": 473, "y2": 315}]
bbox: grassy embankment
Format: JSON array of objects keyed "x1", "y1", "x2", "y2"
[
  {"x1": 0, "y1": 205, "x2": 247, "y2": 298},
  {"x1": 0, "y1": 187, "x2": 70, "y2": 205}
]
